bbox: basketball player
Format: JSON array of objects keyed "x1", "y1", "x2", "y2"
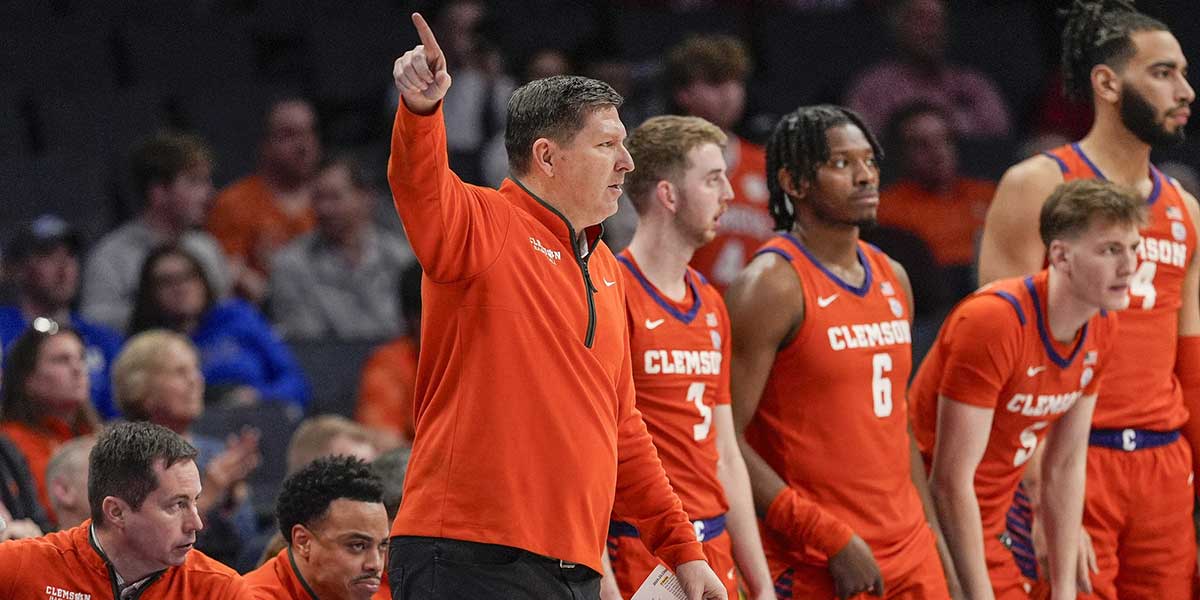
[
  {"x1": 727, "y1": 105, "x2": 953, "y2": 599},
  {"x1": 600, "y1": 115, "x2": 774, "y2": 600},
  {"x1": 914, "y1": 179, "x2": 1141, "y2": 599},
  {"x1": 977, "y1": 2, "x2": 1198, "y2": 597}
]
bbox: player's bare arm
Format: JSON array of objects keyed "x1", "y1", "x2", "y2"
[
  {"x1": 1176, "y1": 188, "x2": 1200, "y2": 538},
  {"x1": 891, "y1": 258, "x2": 965, "y2": 599},
  {"x1": 1039, "y1": 392, "x2": 1098, "y2": 597},
  {"x1": 727, "y1": 252, "x2": 883, "y2": 599},
  {"x1": 713, "y1": 405, "x2": 775, "y2": 600},
  {"x1": 929, "y1": 397, "x2": 997, "y2": 600},
  {"x1": 977, "y1": 156, "x2": 1065, "y2": 284}
]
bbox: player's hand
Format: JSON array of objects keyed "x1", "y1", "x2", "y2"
[
  {"x1": 675, "y1": 560, "x2": 728, "y2": 600},
  {"x1": 1076, "y1": 529, "x2": 1098, "y2": 595},
  {"x1": 828, "y1": 534, "x2": 884, "y2": 599},
  {"x1": 393, "y1": 13, "x2": 451, "y2": 115}
]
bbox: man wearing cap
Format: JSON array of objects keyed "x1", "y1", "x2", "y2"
[{"x1": 1, "y1": 215, "x2": 124, "y2": 419}]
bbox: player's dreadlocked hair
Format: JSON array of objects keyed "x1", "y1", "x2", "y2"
[
  {"x1": 1061, "y1": 0, "x2": 1169, "y2": 102},
  {"x1": 765, "y1": 105, "x2": 882, "y2": 232}
]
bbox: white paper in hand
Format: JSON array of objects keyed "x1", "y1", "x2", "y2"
[{"x1": 630, "y1": 564, "x2": 688, "y2": 600}]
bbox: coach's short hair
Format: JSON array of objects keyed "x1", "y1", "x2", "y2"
[
  {"x1": 624, "y1": 116, "x2": 728, "y2": 215},
  {"x1": 504, "y1": 75, "x2": 623, "y2": 176},
  {"x1": 276, "y1": 455, "x2": 383, "y2": 543},
  {"x1": 89, "y1": 422, "x2": 197, "y2": 525},
  {"x1": 1039, "y1": 179, "x2": 1147, "y2": 246}
]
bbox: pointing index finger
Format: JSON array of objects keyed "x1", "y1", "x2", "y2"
[{"x1": 412, "y1": 12, "x2": 442, "y2": 62}]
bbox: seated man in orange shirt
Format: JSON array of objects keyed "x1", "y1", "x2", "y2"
[
  {"x1": 246, "y1": 455, "x2": 389, "y2": 600},
  {"x1": 876, "y1": 101, "x2": 996, "y2": 300},
  {"x1": 0, "y1": 421, "x2": 246, "y2": 598},
  {"x1": 208, "y1": 97, "x2": 322, "y2": 303},
  {"x1": 355, "y1": 261, "x2": 423, "y2": 445},
  {"x1": 910, "y1": 179, "x2": 1142, "y2": 598}
]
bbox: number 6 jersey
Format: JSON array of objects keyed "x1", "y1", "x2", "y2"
[
  {"x1": 909, "y1": 270, "x2": 1117, "y2": 546},
  {"x1": 743, "y1": 234, "x2": 926, "y2": 571},
  {"x1": 616, "y1": 250, "x2": 732, "y2": 521}
]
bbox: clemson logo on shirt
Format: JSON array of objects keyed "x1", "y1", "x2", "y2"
[
  {"x1": 44, "y1": 587, "x2": 91, "y2": 600},
  {"x1": 1081, "y1": 367, "x2": 1094, "y2": 389}
]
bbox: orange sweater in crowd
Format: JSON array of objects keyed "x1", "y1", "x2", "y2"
[
  {"x1": 385, "y1": 102, "x2": 704, "y2": 573},
  {"x1": 0, "y1": 521, "x2": 246, "y2": 599},
  {"x1": 355, "y1": 336, "x2": 418, "y2": 442},
  {"x1": 1, "y1": 418, "x2": 94, "y2": 524},
  {"x1": 207, "y1": 174, "x2": 315, "y2": 276},
  {"x1": 876, "y1": 177, "x2": 995, "y2": 268}
]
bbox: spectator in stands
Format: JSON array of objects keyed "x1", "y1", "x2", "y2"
[
  {"x1": 845, "y1": 0, "x2": 1012, "y2": 139},
  {"x1": 0, "y1": 421, "x2": 247, "y2": 598},
  {"x1": 112, "y1": 329, "x2": 261, "y2": 565},
  {"x1": 355, "y1": 261, "x2": 422, "y2": 446},
  {"x1": 127, "y1": 245, "x2": 310, "y2": 411},
  {"x1": 245, "y1": 456, "x2": 389, "y2": 600},
  {"x1": 432, "y1": 0, "x2": 513, "y2": 185},
  {"x1": 208, "y1": 98, "x2": 322, "y2": 305},
  {"x1": 286, "y1": 415, "x2": 377, "y2": 475},
  {"x1": 44, "y1": 434, "x2": 95, "y2": 530},
  {"x1": 81, "y1": 131, "x2": 231, "y2": 332},
  {"x1": 666, "y1": 34, "x2": 774, "y2": 292},
  {"x1": 270, "y1": 155, "x2": 414, "y2": 340},
  {"x1": 1, "y1": 215, "x2": 124, "y2": 420},
  {"x1": 0, "y1": 341, "x2": 51, "y2": 541},
  {"x1": 876, "y1": 101, "x2": 995, "y2": 300},
  {"x1": 0, "y1": 321, "x2": 98, "y2": 524}
]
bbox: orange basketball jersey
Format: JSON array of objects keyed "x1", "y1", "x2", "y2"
[
  {"x1": 909, "y1": 271, "x2": 1116, "y2": 576},
  {"x1": 689, "y1": 136, "x2": 773, "y2": 293},
  {"x1": 617, "y1": 250, "x2": 731, "y2": 520},
  {"x1": 1043, "y1": 143, "x2": 1195, "y2": 430},
  {"x1": 744, "y1": 234, "x2": 925, "y2": 571}
]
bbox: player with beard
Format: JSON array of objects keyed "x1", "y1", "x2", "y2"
[
  {"x1": 977, "y1": 1, "x2": 1198, "y2": 597},
  {"x1": 727, "y1": 105, "x2": 956, "y2": 599}
]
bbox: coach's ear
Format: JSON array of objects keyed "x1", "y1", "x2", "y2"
[
  {"x1": 530, "y1": 137, "x2": 557, "y2": 177},
  {"x1": 101, "y1": 496, "x2": 130, "y2": 528},
  {"x1": 776, "y1": 167, "x2": 808, "y2": 201},
  {"x1": 291, "y1": 524, "x2": 313, "y2": 559}
]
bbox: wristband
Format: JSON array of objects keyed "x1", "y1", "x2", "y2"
[{"x1": 765, "y1": 486, "x2": 855, "y2": 558}]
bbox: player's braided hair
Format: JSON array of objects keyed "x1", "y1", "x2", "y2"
[
  {"x1": 1061, "y1": 0, "x2": 1169, "y2": 102},
  {"x1": 765, "y1": 105, "x2": 882, "y2": 232}
]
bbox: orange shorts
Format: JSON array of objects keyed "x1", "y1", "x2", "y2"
[
  {"x1": 1080, "y1": 435, "x2": 1195, "y2": 600},
  {"x1": 607, "y1": 520, "x2": 738, "y2": 599},
  {"x1": 771, "y1": 525, "x2": 950, "y2": 599}
]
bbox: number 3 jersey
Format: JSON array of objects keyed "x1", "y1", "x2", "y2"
[
  {"x1": 616, "y1": 250, "x2": 732, "y2": 521},
  {"x1": 1043, "y1": 143, "x2": 1196, "y2": 431},
  {"x1": 743, "y1": 234, "x2": 926, "y2": 569},
  {"x1": 909, "y1": 270, "x2": 1116, "y2": 541}
]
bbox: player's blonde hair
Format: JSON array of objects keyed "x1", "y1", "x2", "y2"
[
  {"x1": 1039, "y1": 179, "x2": 1147, "y2": 246},
  {"x1": 624, "y1": 115, "x2": 728, "y2": 215}
]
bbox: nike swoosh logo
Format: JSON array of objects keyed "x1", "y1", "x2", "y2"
[
  {"x1": 817, "y1": 294, "x2": 839, "y2": 308},
  {"x1": 1027, "y1": 366, "x2": 1047, "y2": 377},
  {"x1": 645, "y1": 319, "x2": 665, "y2": 330},
  {"x1": 604, "y1": 278, "x2": 617, "y2": 287}
]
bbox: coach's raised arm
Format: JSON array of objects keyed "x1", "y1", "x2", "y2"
[{"x1": 383, "y1": 13, "x2": 725, "y2": 600}]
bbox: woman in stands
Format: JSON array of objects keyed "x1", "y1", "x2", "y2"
[
  {"x1": 128, "y1": 244, "x2": 310, "y2": 412},
  {"x1": 0, "y1": 320, "x2": 98, "y2": 527},
  {"x1": 111, "y1": 329, "x2": 262, "y2": 565}
]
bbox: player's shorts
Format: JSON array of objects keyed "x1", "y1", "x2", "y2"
[
  {"x1": 607, "y1": 515, "x2": 738, "y2": 599},
  {"x1": 1080, "y1": 430, "x2": 1195, "y2": 600},
  {"x1": 771, "y1": 524, "x2": 950, "y2": 599}
]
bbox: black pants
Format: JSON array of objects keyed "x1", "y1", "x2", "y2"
[{"x1": 389, "y1": 536, "x2": 601, "y2": 599}]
